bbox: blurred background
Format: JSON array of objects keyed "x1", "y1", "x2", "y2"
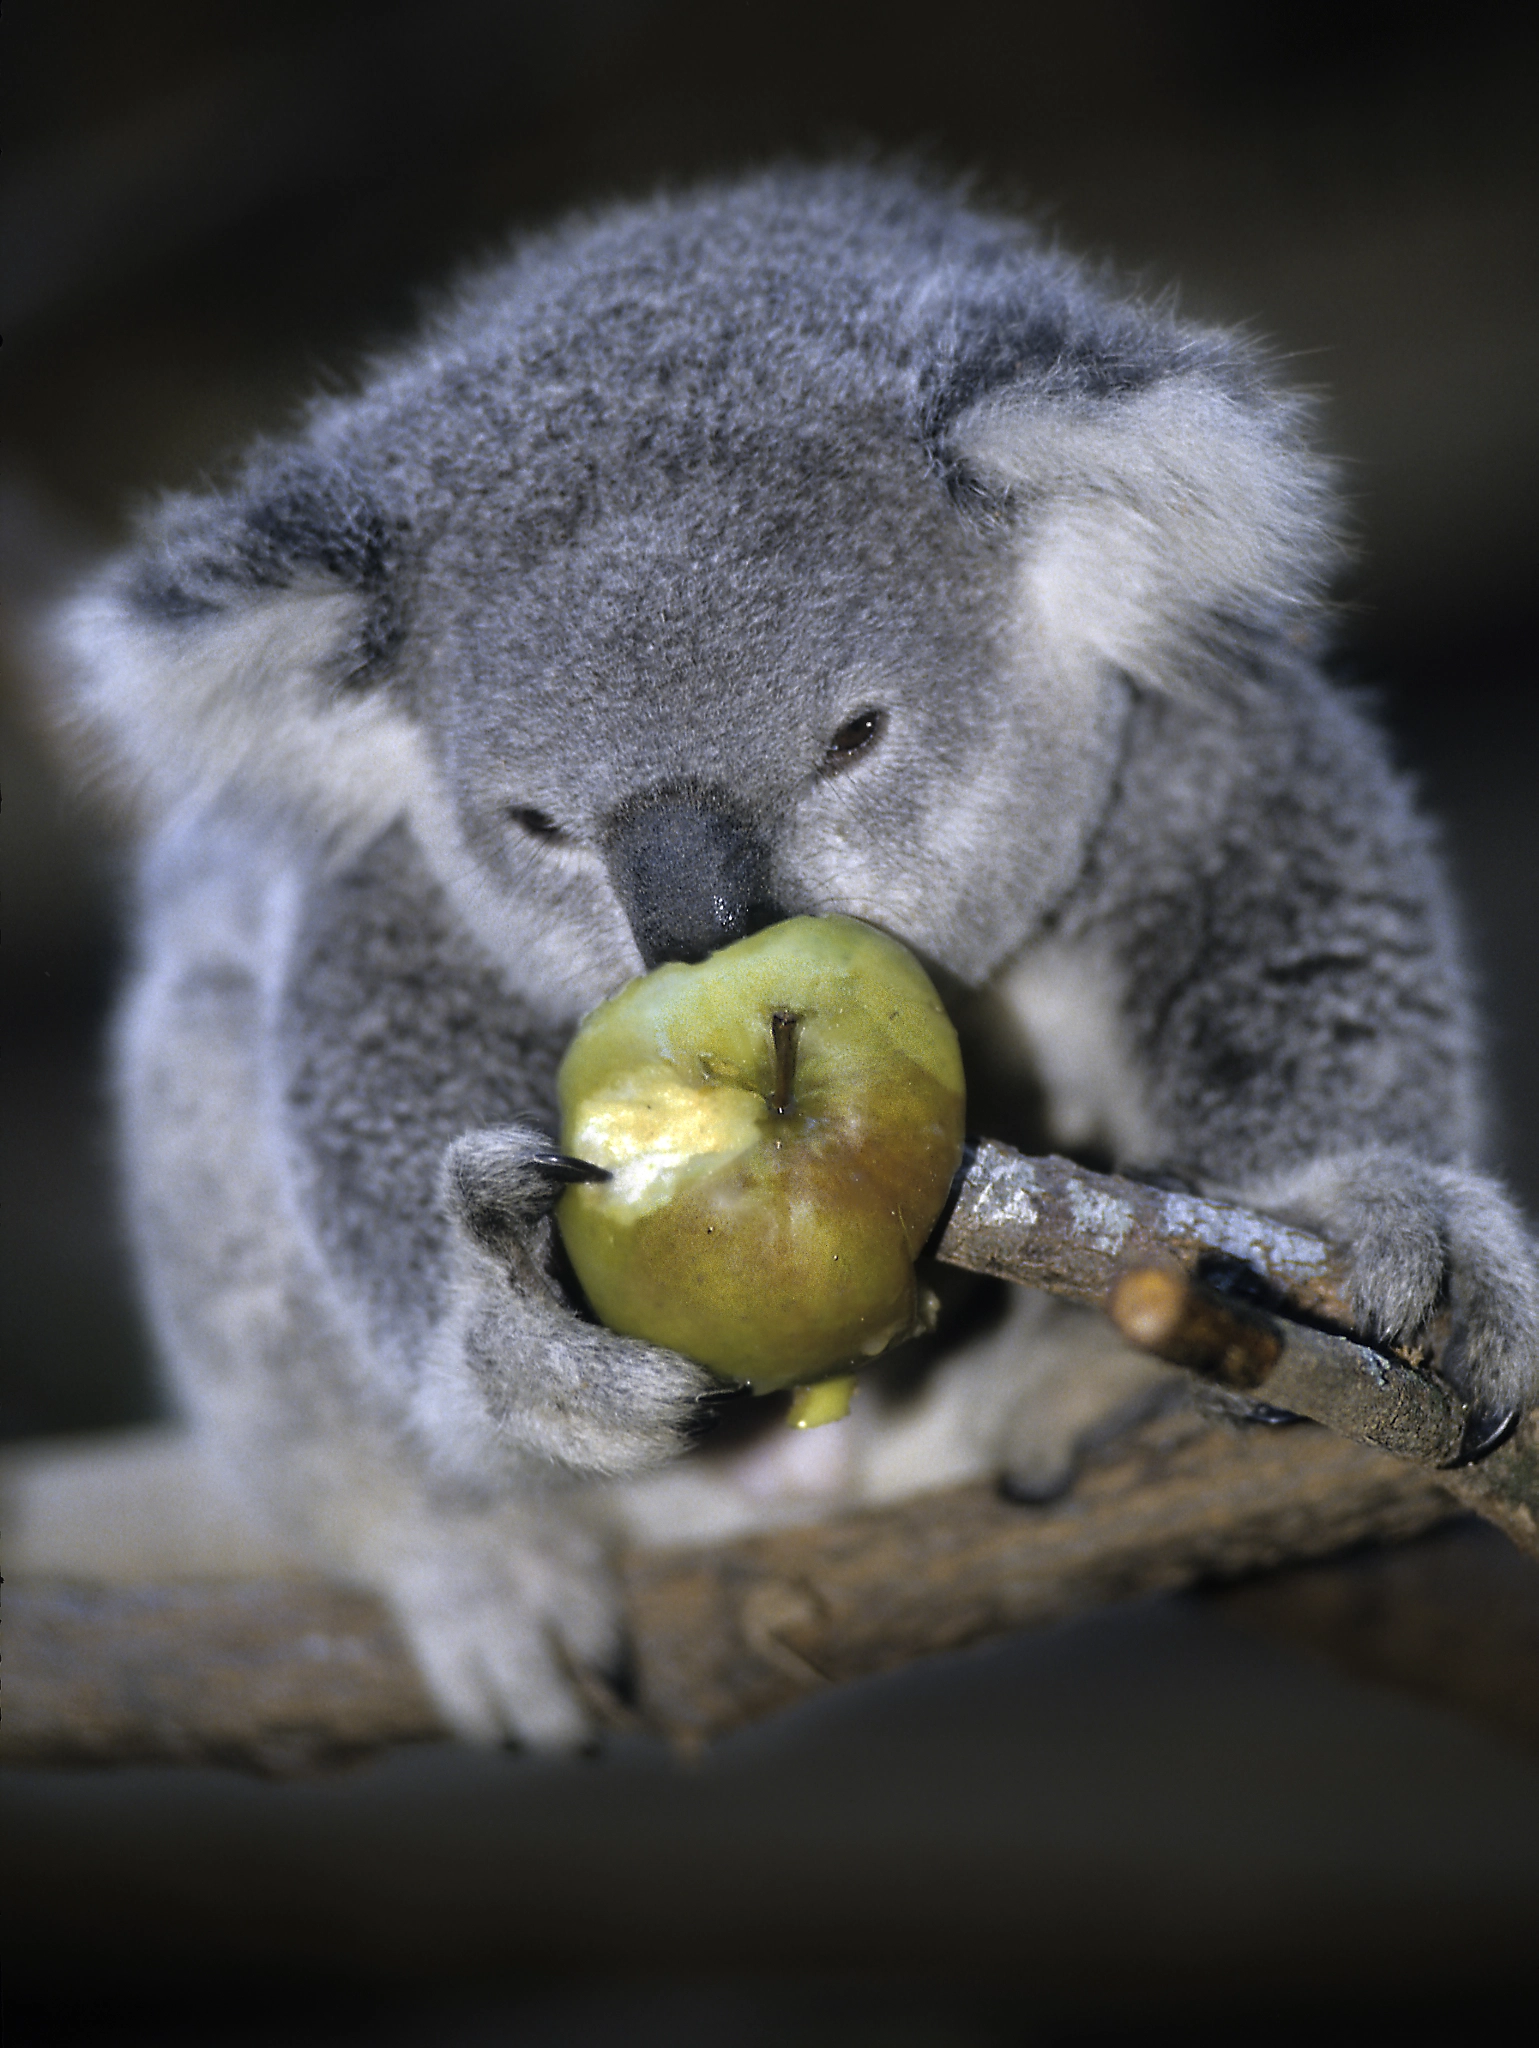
[{"x1": 4, "y1": 3, "x2": 1538, "y2": 2041}]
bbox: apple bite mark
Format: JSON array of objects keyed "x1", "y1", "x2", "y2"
[
  {"x1": 554, "y1": 915, "x2": 966, "y2": 1408},
  {"x1": 567, "y1": 1067, "x2": 764, "y2": 1215}
]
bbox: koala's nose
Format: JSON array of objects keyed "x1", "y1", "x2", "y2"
[{"x1": 604, "y1": 783, "x2": 782, "y2": 968}]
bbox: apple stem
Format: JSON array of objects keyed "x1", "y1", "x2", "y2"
[{"x1": 770, "y1": 1010, "x2": 799, "y2": 1116}]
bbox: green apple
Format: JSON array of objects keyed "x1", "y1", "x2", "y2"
[{"x1": 555, "y1": 915, "x2": 966, "y2": 1407}]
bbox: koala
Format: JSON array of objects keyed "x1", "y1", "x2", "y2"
[{"x1": 58, "y1": 165, "x2": 1538, "y2": 1745}]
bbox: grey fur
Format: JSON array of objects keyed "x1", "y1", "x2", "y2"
[{"x1": 58, "y1": 165, "x2": 1538, "y2": 1741}]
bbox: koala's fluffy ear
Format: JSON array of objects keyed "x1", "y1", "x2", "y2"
[
  {"x1": 950, "y1": 373, "x2": 1342, "y2": 693},
  {"x1": 56, "y1": 448, "x2": 425, "y2": 835}
]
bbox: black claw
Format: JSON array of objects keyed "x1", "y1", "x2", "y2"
[
  {"x1": 603, "y1": 1642, "x2": 641, "y2": 1712},
  {"x1": 529, "y1": 1152, "x2": 612, "y2": 1185},
  {"x1": 998, "y1": 1468, "x2": 1074, "y2": 1507},
  {"x1": 681, "y1": 1404, "x2": 723, "y2": 1444},
  {"x1": 924, "y1": 1137, "x2": 978, "y2": 1254},
  {"x1": 1239, "y1": 1400, "x2": 1305, "y2": 1427},
  {"x1": 1442, "y1": 1400, "x2": 1522, "y2": 1469},
  {"x1": 679, "y1": 1380, "x2": 750, "y2": 1442},
  {"x1": 695, "y1": 1380, "x2": 751, "y2": 1406}
]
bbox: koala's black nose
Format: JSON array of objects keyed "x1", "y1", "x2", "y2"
[{"x1": 604, "y1": 784, "x2": 781, "y2": 968}]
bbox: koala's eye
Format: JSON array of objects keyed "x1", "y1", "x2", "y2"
[
  {"x1": 822, "y1": 708, "x2": 887, "y2": 774},
  {"x1": 508, "y1": 805, "x2": 572, "y2": 846}
]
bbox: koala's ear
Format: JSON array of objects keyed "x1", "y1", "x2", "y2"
[
  {"x1": 56, "y1": 449, "x2": 426, "y2": 834},
  {"x1": 948, "y1": 373, "x2": 1342, "y2": 693}
]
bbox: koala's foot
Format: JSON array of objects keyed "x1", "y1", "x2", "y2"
[
  {"x1": 1243, "y1": 1149, "x2": 1539, "y2": 1460},
  {"x1": 845, "y1": 1290, "x2": 1183, "y2": 1509},
  {"x1": 379, "y1": 1506, "x2": 623, "y2": 1749},
  {"x1": 991, "y1": 1302, "x2": 1186, "y2": 1503},
  {"x1": 427, "y1": 1125, "x2": 723, "y2": 1480}
]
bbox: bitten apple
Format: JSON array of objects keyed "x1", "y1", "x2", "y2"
[{"x1": 555, "y1": 915, "x2": 966, "y2": 1401}]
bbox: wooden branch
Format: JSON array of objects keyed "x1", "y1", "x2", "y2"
[
  {"x1": 4, "y1": 1410, "x2": 1455, "y2": 1768},
  {"x1": 5, "y1": 1141, "x2": 1534, "y2": 1768},
  {"x1": 936, "y1": 1141, "x2": 1361, "y2": 1327}
]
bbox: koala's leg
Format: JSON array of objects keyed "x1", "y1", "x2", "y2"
[
  {"x1": 849, "y1": 1288, "x2": 1182, "y2": 1508},
  {"x1": 271, "y1": 827, "x2": 729, "y2": 1736},
  {"x1": 604, "y1": 1285, "x2": 1182, "y2": 1549},
  {"x1": 323, "y1": 1478, "x2": 625, "y2": 1749}
]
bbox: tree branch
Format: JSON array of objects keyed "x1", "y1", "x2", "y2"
[{"x1": 4, "y1": 1412, "x2": 1455, "y2": 1768}]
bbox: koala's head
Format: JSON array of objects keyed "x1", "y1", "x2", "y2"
[{"x1": 63, "y1": 167, "x2": 1339, "y2": 1019}]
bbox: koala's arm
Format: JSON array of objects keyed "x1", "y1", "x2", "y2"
[
  {"x1": 108, "y1": 814, "x2": 715, "y2": 1746},
  {"x1": 1053, "y1": 654, "x2": 1539, "y2": 1435},
  {"x1": 276, "y1": 820, "x2": 719, "y2": 1486}
]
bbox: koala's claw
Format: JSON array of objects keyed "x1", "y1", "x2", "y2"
[
  {"x1": 678, "y1": 1380, "x2": 751, "y2": 1442},
  {"x1": 528, "y1": 1152, "x2": 612, "y2": 1186},
  {"x1": 680, "y1": 1402, "x2": 724, "y2": 1443},
  {"x1": 1443, "y1": 1400, "x2": 1522, "y2": 1470},
  {"x1": 443, "y1": 1126, "x2": 607, "y2": 1267},
  {"x1": 997, "y1": 1464, "x2": 1075, "y2": 1507}
]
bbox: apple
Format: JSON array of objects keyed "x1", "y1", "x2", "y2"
[{"x1": 554, "y1": 915, "x2": 966, "y2": 1409}]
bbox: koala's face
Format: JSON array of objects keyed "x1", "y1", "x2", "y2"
[
  {"x1": 400, "y1": 387, "x2": 1130, "y2": 1015},
  {"x1": 81, "y1": 174, "x2": 1320, "y2": 1028}
]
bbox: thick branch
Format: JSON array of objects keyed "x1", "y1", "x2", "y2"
[{"x1": 5, "y1": 1412, "x2": 1454, "y2": 1768}]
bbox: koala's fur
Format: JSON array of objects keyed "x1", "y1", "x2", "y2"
[{"x1": 58, "y1": 167, "x2": 1539, "y2": 1743}]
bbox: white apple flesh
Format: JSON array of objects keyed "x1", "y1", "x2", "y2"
[{"x1": 555, "y1": 915, "x2": 966, "y2": 1395}]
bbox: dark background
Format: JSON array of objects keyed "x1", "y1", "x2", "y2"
[{"x1": 4, "y1": 3, "x2": 1538, "y2": 2041}]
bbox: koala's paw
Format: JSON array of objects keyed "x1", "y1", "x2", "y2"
[
  {"x1": 383, "y1": 1515, "x2": 623, "y2": 1750},
  {"x1": 1244, "y1": 1150, "x2": 1539, "y2": 1458},
  {"x1": 444, "y1": 1124, "x2": 609, "y2": 1287},
  {"x1": 432, "y1": 1124, "x2": 725, "y2": 1478}
]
